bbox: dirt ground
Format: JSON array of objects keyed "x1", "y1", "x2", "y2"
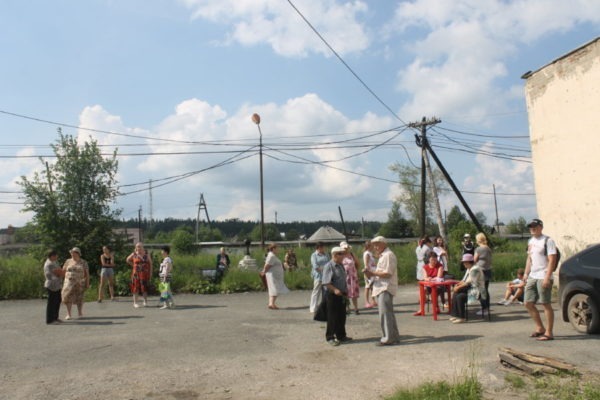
[{"x1": 1, "y1": 283, "x2": 599, "y2": 400}]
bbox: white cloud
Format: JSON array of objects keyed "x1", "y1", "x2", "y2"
[
  {"x1": 388, "y1": 0, "x2": 600, "y2": 123},
  {"x1": 68, "y1": 94, "x2": 395, "y2": 223},
  {"x1": 179, "y1": 0, "x2": 370, "y2": 57},
  {"x1": 463, "y1": 142, "x2": 536, "y2": 223}
]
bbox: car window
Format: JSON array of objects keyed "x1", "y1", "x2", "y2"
[{"x1": 579, "y1": 247, "x2": 600, "y2": 268}]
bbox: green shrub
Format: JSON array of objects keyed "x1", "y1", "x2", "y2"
[
  {"x1": 284, "y1": 268, "x2": 312, "y2": 290},
  {"x1": 219, "y1": 268, "x2": 263, "y2": 293},
  {"x1": 0, "y1": 255, "x2": 45, "y2": 299}
]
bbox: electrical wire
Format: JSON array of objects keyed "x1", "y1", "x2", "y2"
[{"x1": 286, "y1": 0, "x2": 406, "y2": 125}]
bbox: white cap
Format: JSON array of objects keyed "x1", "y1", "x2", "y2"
[
  {"x1": 331, "y1": 246, "x2": 345, "y2": 255},
  {"x1": 371, "y1": 236, "x2": 386, "y2": 244}
]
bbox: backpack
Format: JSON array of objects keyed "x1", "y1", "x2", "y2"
[{"x1": 543, "y1": 236, "x2": 561, "y2": 271}]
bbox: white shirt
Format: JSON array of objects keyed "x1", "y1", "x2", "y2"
[
  {"x1": 528, "y1": 235, "x2": 557, "y2": 279},
  {"x1": 372, "y1": 247, "x2": 398, "y2": 297}
]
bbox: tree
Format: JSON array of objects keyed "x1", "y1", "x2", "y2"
[
  {"x1": 389, "y1": 163, "x2": 448, "y2": 235},
  {"x1": 249, "y1": 223, "x2": 281, "y2": 242},
  {"x1": 285, "y1": 229, "x2": 300, "y2": 241},
  {"x1": 378, "y1": 201, "x2": 413, "y2": 238},
  {"x1": 172, "y1": 228, "x2": 195, "y2": 254},
  {"x1": 446, "y1": 205, "x2": 467, "y2": 231},
  {"x1": 507, "y1": 217, "x2": 527, "y2": 234},
  {"x1": 475, "y1": 211, "x2": 487, "y2": 226},
  {"x1": 19, "y1": 131, "x2": 120, "y2": 267}
]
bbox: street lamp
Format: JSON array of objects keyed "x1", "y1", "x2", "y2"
[{"x1": 252, "y1": 113, "x2": 265, "y2": 248}]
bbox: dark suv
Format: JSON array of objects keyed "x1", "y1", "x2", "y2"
[{"x1": 558, "y1": 243, "x2": 600, "y2": 334}]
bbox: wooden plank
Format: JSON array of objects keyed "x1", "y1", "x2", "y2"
[
  {"x1": 498, "y1": 353, "x2": 543, "y2": 375},
  {"x1": 499, "y1": 347, "x2": 577, "y2": 372}
]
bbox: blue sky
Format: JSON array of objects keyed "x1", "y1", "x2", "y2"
[{"x1": 1, "y1": 0, "x2": 599, "y2": 229}]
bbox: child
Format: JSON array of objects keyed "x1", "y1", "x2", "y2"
[
  {"x1": 497, "y1": 268, "x2": 525, "y2": 305},
  {"x1": 158, "y1": 246, "x2": 175, "y2": 309}
]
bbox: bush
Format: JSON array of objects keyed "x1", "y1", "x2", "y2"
[
  {"x1": 284, "y1": 268, "x2": 312, "y2": 290},
  {"x1": 219, "y1": 268, "x2": 264, "y2": 293}
]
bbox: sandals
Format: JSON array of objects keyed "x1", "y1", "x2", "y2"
[
  {"x1": 529, "y1": 331, "x2": 545, "y2": 338},
  {"x1": 536, "y1": 335, "x2": 554, "y2": 341}
]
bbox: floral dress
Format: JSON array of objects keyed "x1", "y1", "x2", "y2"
[
  {"x1": 61, "y1": 258, "x2": 89, "y2": 304},
  {"x1": 343, "y1": 254, "x2": 360, "y2": 299},
  {"x1": 130, "y1": 253, "x2": 151, "y2": 294}
]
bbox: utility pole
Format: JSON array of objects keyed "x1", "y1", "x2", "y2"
[
  {"x1": 195, "y1": 193, "x2": 211, "y2": 242},
  {"x1": 138, "y1": 205, "x2": 143, "y2": 242},
  {"x1": 410, "y1": 116, "x2": 441, "y2": 237},
  {"x1": 252, "y1": 113, "x2": 265, "y2": 248},
  {"x1": 424, "y1": 149, "x2": 447, "y2": 244},
  {"x1": 338, "y1": 206, "x2": 348, "y2": 242},
  {"x1": 493, "y1": 184, "x2": 500, "y2": 234},
  {"x1": 412, "y1": 116, "x2": 485, "y2": 238},
  {"x1": 148, "y1": 179, "x2": 153, "y2": 229},
  {"x1": 423, "y1": 141, "x2": 485, "y2": 234}
]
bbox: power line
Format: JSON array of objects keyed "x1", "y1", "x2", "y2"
[
  {"x1": 435, "y1": 125, "x2": 530, "y2": 139},
  {"x1": 286, "y1": 0, "x2": 406, "y2": 125}
]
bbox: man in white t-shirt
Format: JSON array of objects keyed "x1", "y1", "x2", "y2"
[
  {"x1": 364, "y1": 236, "x2": 400, "y2": 346},
  {"x1": 523, "y1": 218, "x2": 558, "y2": 341}
]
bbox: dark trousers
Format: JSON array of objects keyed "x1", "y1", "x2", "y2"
[
  {"x1": 482, "y1": 270, "x2": 492, "y2": 309},
  {"x1": 325, "y1": 291, "x2": 347, "y2": 341},
  {"x1": 451, "y1": 292, "x2": 467, "y2": 319},
  {"x1": 46, "y1": 288, "x2": 62, "y2": 324}
]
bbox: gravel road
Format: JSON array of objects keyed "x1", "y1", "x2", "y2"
[{"x1": 1, "y1": 283, "x2": 599, "y2": 400}]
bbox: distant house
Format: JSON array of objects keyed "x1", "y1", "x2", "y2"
[
  {"x1": 523, "y1": 37, "x2": 600, "y2": 256},
  {"x1": 307, "y1": 226, "x2": 346, "y2": 242}
]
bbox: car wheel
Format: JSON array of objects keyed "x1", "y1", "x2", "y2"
[{"x1": 567, "y1": 293, "x2": 599, "y2": 334}]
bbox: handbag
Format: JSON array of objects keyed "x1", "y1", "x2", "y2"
[
  {"x1": 467, "y1": 286, "x2": 481, "y2": 305},
  {"x1": 313, "y1": 297, "x2": 328, "y2": 322}
]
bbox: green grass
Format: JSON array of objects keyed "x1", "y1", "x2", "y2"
[
  {"x1": 0, "y1": 240, "x2": 529, "y2": 300},
  {"x1": 0, "y1": 255, "x2": 45, "y2": 299},
  {"x1": 386, "y1": 375, "x2": 482, "y2": 400}
]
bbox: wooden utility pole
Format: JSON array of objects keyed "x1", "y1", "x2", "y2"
[
  {"x1": 493, "y1": 184, "x2": 500, "y2": 234},
  {"x1": 423, "y1": 150, "x2": 447, "y2": 244},
  {"x1": 410, "y1": 117, "x2": 441, "y2": 237}
]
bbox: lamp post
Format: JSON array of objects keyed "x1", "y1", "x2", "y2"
[{"x1": 252, "y1": 113, "x2": 265, "y2": 248}]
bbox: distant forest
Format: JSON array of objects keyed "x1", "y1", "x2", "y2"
[{"x1": 118, "y1": 218, "x2": 384, "y2": 241}]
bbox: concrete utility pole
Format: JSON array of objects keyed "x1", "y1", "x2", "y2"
[
  {"x1": 252, "y1": 113, "x2": 265, "y2": 248},
  {"x1": 410, "y1": 116, "x2": 441, "y2": 237}
]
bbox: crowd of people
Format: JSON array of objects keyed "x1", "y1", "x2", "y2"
[
  {"x1": 44, "y1": 217, "x2": 559, "y2": 344},
  {"x1": 43, "y1": 242, "x2": 175, "y2": 324}
]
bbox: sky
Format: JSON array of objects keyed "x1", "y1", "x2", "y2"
[{"x1": 1, "y1": 0, "x2": 599, "y2": 230}]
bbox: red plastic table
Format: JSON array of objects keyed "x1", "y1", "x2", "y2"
[{"x1": 413, "y1": 279, "x2": 460, "y2": 320}]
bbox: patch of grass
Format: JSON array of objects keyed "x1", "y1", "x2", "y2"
[
  {"x1": 504, "y1": 373, "x2": 526, "y2": 389},
  {"x1": 526, "y1": 374, "x2": 600, "y2": 400},
  {"x1": 386, "y1": 375, "x2": 482, "y2": 400},
  {"x1": 0, "y1": 255, "x2": 45, "y2": 299}
]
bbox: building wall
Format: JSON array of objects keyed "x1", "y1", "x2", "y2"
[{"x1": 524, "y1": 38, "x2": 600, "y2": 256}]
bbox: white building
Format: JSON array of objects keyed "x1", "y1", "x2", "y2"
[{"x1": 523, "y1": 37, "x2": 600, "y2": 256}]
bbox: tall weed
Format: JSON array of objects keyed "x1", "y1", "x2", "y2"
[{"x1": 0, "y1": 255, "x2": 45, "y2": 299}]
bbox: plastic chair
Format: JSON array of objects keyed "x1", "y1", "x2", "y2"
[{"x1": 465, "y1": 296, "x2": 491, "y2": 321}]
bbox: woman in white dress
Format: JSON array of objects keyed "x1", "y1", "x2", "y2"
[{"x1": 261, "y1": 243, "x2": 289, "y2": 309}]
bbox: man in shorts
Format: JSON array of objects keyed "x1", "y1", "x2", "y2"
[{"x1": 523, "y1": 219, "x2": 558, "y2": 341}]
